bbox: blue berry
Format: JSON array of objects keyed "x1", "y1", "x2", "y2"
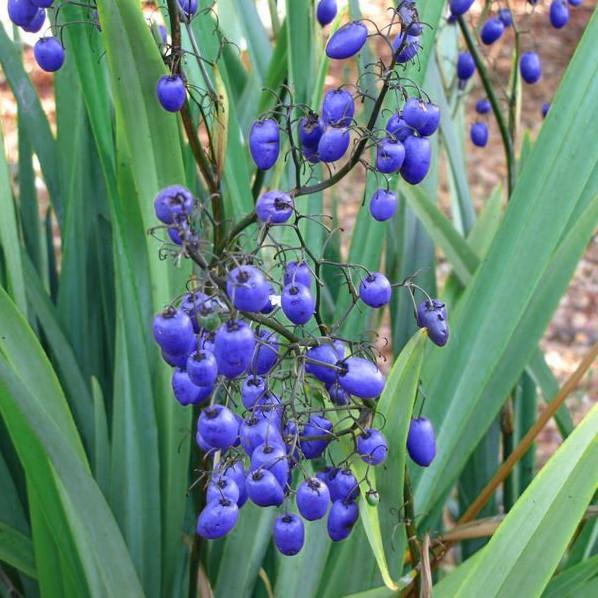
[
  {"x1": 284, "y1": 261, "x2": 312, "y2": 288},
  {"x1": 34, "y1": 37, "x2": 65, "y2": 72},
  {"x1": 180, "y1": 290, "x2": 212, "y2": 332},
  {"x1": 281, "y1": 283, "x2": 315, "y2": 325},
  {"x1": 214, "y1": 320, "x2": 256, "y2": 378},
  {"x1": 457, "y1": 51, "x2": 476, "y2": 81},
  {"x1": 550, "y1": 0, "x2": 569, "y2": 28},
  {"x1": 300, "y1": 415, "x2": 333, "y2": 459},
  {"x1": 8, "y1": 0, "x2": 37, "y2": 26},
  {"x1": 449, "y1": 0, "x2": 475, "y2": 16},
  {"x1": 186, "y1": 350, "x2": 218, "y2": 387},
  {"x1": 393, "y1": 33, "x2": 421, "y2": 63},
  {"x1": 273, "y1": 514, "x2": 305, "y2": 556},
  {"x1": 256, "y1": 190, "x2": 294, "y2": 224},
  {"x1": 386, "y1": 113, "x2": 414, "y2": 141},
  {"x1": 359, "y1": 272, "x2": 392, "y2": 308},
  {"x1": 240, "y1": 417, "x2": 282, "y2": 455},
  {"x1": 322, "y1": 89, "x2": 355, "y2": 127},
  {"x1": 480, "y1": 17, "x2": 505, "y2": 45},
  {"x1": 327, "y1": 500, "x2": 359, "y2": 541},
  {"x1": 370, "y1": 188, "x2": 398, "y2": 222},
  {"x1": 568, "y1": 0, "x2": 582, "y2": 5},
  {"x1": 328, "y1": 468, "x2": 359, "y2": 501},
  {"x1": 198, "y1": 405, "x2": 239, "y2": 450},
  {"x1": 241, "y1": 376, "x2": 267, "y2": 410},
  {"x1": 471, "y1": 122, "x2": 489, "y2": 147},
  {"x1": 253, "y1": 392, "x2": 283, "y2": 427},
  {"x1": 520, "y1": 52, "x2": 542, "y2": 84},
  {"x1": 259, "y1": 286, "x2": 277, "y2": 315},
  {"x1": 153, "y1": 185, "x2": 194, "y2": 224},
  {"x1": 178, "y1": 0, "x2": 198, "y2": 18},
  {"x1": 250, "y1": 443, "x2": 289, "y2": 488},
  {"x1": 226, "y1": 266, "x2": 271, "y2": 313},
  {"x1": 162, "y1": 349, "x2": 188, "y2": 369},
  {"x1": 498, "y1": 8, "x2": 513, "y2": 27},
  {"x1": 251, "y1": 329, "x2": 280, "y2": 375},
  {"x1": 356, "y1": 429, "x2": 388, "y2": 465},
  {"x1": 407, "y1": 416, "x2": 436, "y2": 467},
  {"x1": 326, "y1": 21, "x2": 368, "y2": 60},
  {"x1": 22, "y1": 8, "x2": 45, "y2": 32},
  {"x1": 376, "y1": 138, "x2": 405, "y2": 173},
  {"x1": 207, "y1": 476, "x2": 240, "y2": 504},
  {"x1": 475, "y1": 98, "x2": 491, "y2": 115},
  {"x1": 196, "y1": 498, "x2": 239, "y2": 539},
  {"x1": 296, "y1": 477, "x2": 330, "y2": 520},
  {"x1": 542, "y1": 102, "x2": 551, "y2": 118},
  {"x1": 400, "y1": 135, "x2": 432, "y2": 185},
  {"x1": 416, "y1": 299, "x2": 446, "y2": 326},
  {"x1": 246, "y1": 469, "x2": 284, "y2": 506},
  {"x1": 416, "y1": 299, "x2": 449, "y2": 347},
  {"x1": 218, "y1": 462, "x2": 248, "y2": 507},
  {"x1": 305, "y1": 344, "x2": 340, "y2": 385},
  {"x1": 156, "y1": 75, "x2": 186, "y2": 112},
  {"x1": 318, "y1": 127, "x2": 350, "y2": 162},
  {"x1": 171, "y1": 369, "x2": 212, "y2": 406},
  {"x1": 402, "y1": 97, "x2": 428, "y2": 131},
  {"x1": 327, "y1": 382, "x2": 350, "y2": 405},
  {"x1": 317, "y1": 0, "x2": 337, "y2": 26},
  {"x1": 299, "y1": 114, "x2": 325, "y2": 148},
  {"x1": 153, "y1": 306, "x2": 195, "y2": 356},
  {"x1": 249, "y1": 119, "x2": 280, "y2": 170},
  {"x1": 417, "y1": 103, "x2": 441, "y2": 137},
  {"x1": 338, "y1": 357, "x2": 385, "y2": 399},
  {"x1": 31, "y1": 0, "x2": 53, "y2": 7}
]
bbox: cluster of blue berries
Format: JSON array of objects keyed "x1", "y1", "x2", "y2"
[
  {"x1": 8, "y1": 0, "x2": 65, "y2": 72},
  {"x1": 150, "y1": 2, "x2": 449, "y2": 557}
]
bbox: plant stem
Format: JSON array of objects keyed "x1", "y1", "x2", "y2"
[
  {"x1": 457, "y1": 16, "x2": 516, "y2": 197},
  {"x1": 403, "y1": 468, "x2": 422, "y2": 594}
]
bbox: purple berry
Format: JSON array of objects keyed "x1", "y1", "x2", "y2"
[
  {"x1": 520, "y1": 52, "x2": 542, "y2": 84},
  {"x1": 326, "y1": 21, "x2": 368, "y2": 60},
  {"x1": 416, "y1": 299, "x2": 446, "y2": 326},
  {"x1": 457, "y1": 51, "x2": 476, "y2": 83},
  {"x1": 162, "y1": 349, "x2": 188, "y2": 369},
  {"x1": 359, "y1": 272, "x2": 392, "y2": 308},
  {"x1": 471, "y1": 122, "x2": 488, "y2": 147},
  {"x1": 393, "y1": 33, "x2": 421, "y2": 63},
  {"x1": 31, "y1": 0, "x2": 53, "y2": 7},
  {"x1": 416, "y1": 299, "x2": 449, "y2": 346},
  {"x1": 376, "y1": 138, "x2": 405, "y2": 173},
  {"x1": 249, "y1": 119, "x2": 280, "y2": 170},
  {"x1": 328, "y1": 468, "x2": 359, "y2": 501},
  {"x1": 226, "y1": 265, "x2": 271, "y2": 313},
  {"x1": 299, "y1": 114, "x2": 325, "y2": 148},
  {"x1": 22, "y1": 8, "x2": 45, "y2": 33},
  {"x1": 400, "y1": 135, "x2": 431, "y2": 185},
  {"x1": 273, "y1": 514, "x2": 305, "y2": 556},
  {"x1": 322, "y1": 89, "x2": 355, "y2": 127},
  {"x1": 305, "y1": 344, "x2": 340, "y2": 385},
  {"x1": 240, "y1": 417, "x2": 282, "y2": 455},
  {"x1": 480, "y1": 17, "x2": 505, "y2": 45},
  {"x1": 171, "y1": 369, "x2": 212, "y2": 406},
  {"x1": 370, "y1": 188, "x2": 398, "y2": 222},
  {"x1": 300, "y1": 415, "x2": 333, "y2": 459},
  {"x1": 356, "y1": 429, "x2": 388, "y2": 465},
  {"x1": 296, "y1": 477, "x2": 331, "y2": 520},
  {"x1": 542, "y1": 102, "x2": 551, "y2": 118},
  {"x1": 316, "y1": 0, "x2": 337, "y2": 26},
  {"x1": 417, "y1": 103, "x2": 441, "y2": 137},
  {"x1": 246, "y1": 469, "x2": 284, "y2": 507},
  {"x1": 250, "y1": 443, "x2": 289, "y2": 488},
  {"x1": 34, "y1": 37, "x2": 65, "y2": 73},
  {"x1": 8, "y1": 0, "x2": 37, "y2": 27},
  {"x1": 241, "y1": 376, "x2": 267, "y2": 409},
  {"x1": 475, "y1": 98, "x2": 491, "y2": 115},
  {"x1": 318, "y1": 127, "x2": 350, "y2": 163},
  {"x1": 327, "y1": 500, "x2": 359, "y2": 541},
  {"x1": 449, "y1": 0, "x2": 475, "y2": 16},
  {"x1": 251, "y1": 329, "x2": 280, "y2": 375},
  {"x1": 281, "y1": 283, "x2": 315, "y2": 325},
  {"x1": 338, "y1": 357, "x2": 385, "y2": 399},
  {"x1": 284, "y1": 261, "x2": 312, "y2": 288},
  {"x1": 327, "y1": 382, "x2": 350, "y2": 405},
  {"x1": 256, "y1": 190, "x2": 294, "y2": 224},
  {"x1": 550, "y1": 0, "x2": 569, "y2": 29},
  {"x1": 386, "y1": 113, "x2": 414, "y2": 141},
  {"x1": 214, "y1": 320, "x2": 256, "y2": 378},
  {"x1": 407, "y1": 416, "x2": 436, "y2": 467},
  {"x1": 207, "y1": 476, "x2": 240, "y2": 504},
  {"x1": 156, "y1": 75, "x2": 186, "y2": 112},
  {"x1": 198, "y1": 405, "x2": 239, "y2": 449},
  {"x1": 186, "y1": 350, "x2": 218, "y2": 387},
  {"x1": 219, "y1": 462, "x2": 248, "y2": 507},
  {"x1": 568, "y1": 0, "x2": 582, "y2": 5},
  {"x1": 498, "y1": 8, "x2": 513, "y2": 27},
  {"x1": 196, "y1": 498, "x2": 239, "y2": 539},
  {"x1": 153, "y1": 185, "x2": 194, "y2": 224},
  {"x1": 153, "y1": 307, "x2": 195, "y2": 356},
  {"x1": 178, "y1": 0, "x2": 198, "y2": 18}
]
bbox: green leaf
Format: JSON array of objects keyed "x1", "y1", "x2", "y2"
[
  {"x1": 451, "y1": 405, "x2": 598, "y2": 597},
  {"x1": 0, "y1": 522, "x2": 36, "y2": 579},
  {"x1": 542, "y1": 554, "x2": 598, "y2": 598}
]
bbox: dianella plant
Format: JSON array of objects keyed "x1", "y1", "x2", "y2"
[{"x1": 1, "y1": 0, "x2": 597, "y2": 596}]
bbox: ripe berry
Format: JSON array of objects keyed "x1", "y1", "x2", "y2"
[
  {"x1": 273, "y1": 514, "x2": 305, "y2": 556},
  {"x1": 253, "y1": 392, "x2": 283, "y2": 427},
  {"x1": 327, "y1": 500, "x2": 359, "y2": 541},
  {"x1": 250, "y1": 443, "x2": 289, "y2": 488},
  {"x1": 198, "y1": 405, "x2": 239, "y2": 449},
  {"x1": 417, "y1": 103, "x2": 441, "y2": 137},
  {"x1": 246, "y1": 469, "x2": 285, "y2": 507},
  {"x1": 186, "y1": 350, "x2": 218, "y2": 387},
  {"x1": 359, "y1": 272, "x2": 392, "y2": 308},
  {"x1": 156, "y1": 75, "x2": 187, "y2": 112},
  {"x1": 153, "y1": 306, "x2": 195, "y2": 356},
  {"x1": 550, "y1": 0, "x2": 569, "y2": 29},
  {"x1": 327, "y1": 382, "x2": 350, "y2": 405},
  {"x1": 322, "y1": 89, "x2": 355, "y2": 127},
  {"x1": 356, "y1": 429, "x2": 388, "y2": 465},
  {"x1": 416, "y1": 299, "x2": 446, "y2": 325},
  {"x1": 300, "y1": 415, "x2": 333, "y2": 459},
  {"x1": 249, "y1": 119, "x2": 280, "y2": 170},
  {"x1": 338, "y1": 357, "x2": 385, "y2": 399},
  {"x1": 22, "y1": 8, "x2": 45, "y2": 33},
  {"x1": 449, "y1": 0, "x2": 475, "y2": 16},
  {"x1": 240, "y1": 417, "x2": 282, "y2": 455},
  {"x1": 457, "y1": 52, "x2": 476, "y2": 82},
  {"x1": 180, "y1": 291, "x2": 212, "y2": 332},
  {"x1": 475, "y1": 98, "x2": 491, "y2": 115},
  {"x1": 416, "y1": 299, "x2": 449, "y2": 346},
  {"x1": 305, "y1": 344, "x2": 340, "y2": 385},
  {"x1": 471, "y1": 122, "x2": 489, "y2": 148},
  {"x1": 520, "y1": 52, "x2": 542, "y2": 84},
  {"x1": 171, "y1": 369, "x2": 213, "y2": 406},
  {"x1": 251, "y1": 329, "x2": 280, "y2": 375},
  {"x1": 480, "y1": 17, "x2": 505, "y2": 45},
  {"x1": 318, "y1": 127, "x2": 350, "y2": 163},
  {"x1": 284, "y1": 261, "x2": 312, "y2": 288},
  {"x1": 256, "y1": 190, "x2": 294, "y2": 224},
  {"x1": 281, "y1": 283, "x2": 315, "y2": 325},
  {"x1": 296, "y1": 477, "x2": 331, "y2": 520},
  {"x1": 207, "y1": 476, "x2": 240, "y2": 504},
  {"x1": 328, "y1": 468, "x2": 359, "y2": 501},
  {"x1": 31, "y1": 0, "x2": 53, "y2": 6},
  {"x1": 326, "y1": 21, "x2": 368, "y2": 60},
  {"x1": 162, "y1": 349, "x2": 188, "y2": 369},
  {"x1": 226, "y1": 266, "x2": 271, "y2": 313},
  {"x1": 178, "y1": 0, "x2": 198, "y2": 18},
  {"x1": 196, "y1": 498, "x2": 239, "y2": 539},
  {"x1": 259, "y1": 286, "x2": 277, "y2": 315},
  {"x1": 153, "y1": 185, "x2": 194, "y2": 224},
  {"x1": 8, "y1": 0, "x2": 37, "y2": 26},
  {"x1": 316, "y1": 0, "x2": 337, "y2": 26},
  {"x1": 400, "y1": 135, "x2": 432, "y2": 185},
  {"x1": 386, "y1": 113, "x2": 414, "y2": 141},
  {"x1": 498, "y1": 8, "x2": 513, "y2": 27},
  {"x1": 34, "y1": 37, "x2": 65, "y2": 72},
  {"x1": 407, "y1": 416, "x2": 436, "y2": 467},
  {"x1": 376, "y1": 138, "x2": 405, "y2": 174},
  {"x1": 299, "y1": 114, "x2": 325, "y2": 148},
  {"x1": 218, "y1": 462, "x2": 248, "y2": 507},
  {"x1": 568, "y1": 0, "x2": 582, "y2": 5},
  {"x1": 542, "y1": 102, "x2": 551, "y2": 118},
  {"x1": 402, "y1": 97, "x2": 428, "y2": 131},
  {"x1": 214, "y1": 320, "x2": 256, "y2": 378},
  {"x1": 393, "y1": 33, "x2": 421, "y2": 63},
  {"x1": 241, "y1": 376, "x2": 267, "y2": 409},
  {"x1": 370, "y1": 188, "x2": 398, "y2": 222}
]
